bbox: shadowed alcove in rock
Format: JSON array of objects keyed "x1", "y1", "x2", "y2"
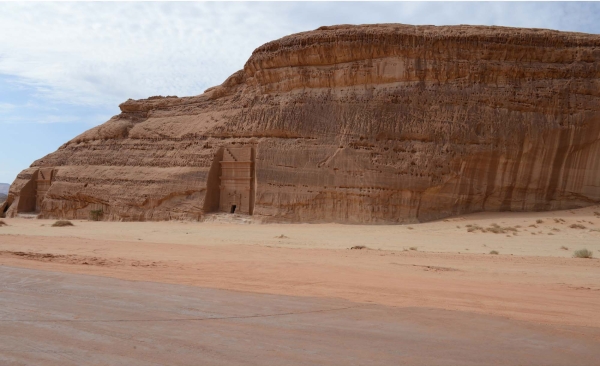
[{"x1": 203, "y1": 146, "x2": 255, "y2": 215}]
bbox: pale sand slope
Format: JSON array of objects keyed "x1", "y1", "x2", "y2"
[
  {"x1": 0, "y1": 206, "x2": 599, "y2": 329},
  {"x1": 2, "y1": 205, "x2": 600, "y2": 256}
]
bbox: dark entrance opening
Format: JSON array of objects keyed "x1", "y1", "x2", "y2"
[{"x1": 230, "y1": 205, "x2": 237, "y2": 214}]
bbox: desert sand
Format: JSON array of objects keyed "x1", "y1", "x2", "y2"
[
  {"x1": 3, "y1": 266, "x2": 599, "y2": 366},
  {"x1": 1, "y1": 206, "x2": 599, "y2": 328},
  {"x1": 1, "y1": 208, "x2": 600, "y2": 363}
]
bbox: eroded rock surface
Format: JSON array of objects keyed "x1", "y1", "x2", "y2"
[{"x1": 4, "y1": 24, "x2": 600, "y2": 223}]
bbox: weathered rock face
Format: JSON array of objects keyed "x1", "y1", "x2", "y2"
[{"x1": 3, "y1": 24, "x2": 600, "y2": 223}]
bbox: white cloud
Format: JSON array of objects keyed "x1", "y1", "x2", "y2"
[
  {"x1": 0, "y1": 2, "x2": 597, "y2": 112},
  {"x1": 0, "y1": 102, "x2": 16, "y2": 112},
  {"x1": 0, "y1": 3, "x2": 298, "y2": 108}
]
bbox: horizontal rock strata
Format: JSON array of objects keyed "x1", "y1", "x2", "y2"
[{"x1": 3, "y1": 24, "x2": 600, "y2": 223}]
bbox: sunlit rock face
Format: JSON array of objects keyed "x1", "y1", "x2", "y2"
[{"x1": 4, "y1": 24, "x2": 600, "y2": 223}]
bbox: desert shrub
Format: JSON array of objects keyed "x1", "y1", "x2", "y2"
[
  {"x1": 52, "y1": 220, "x2": 74, "y2": 227},
  {"x1": 350, "y1": 245, "x2": 366, "y2": 250},
  {"x1": 489, "y1": 250, "x2": 499, "y2": 255},
  {"x1": 275, "y1": 234, "x2": 289, "y2": 239},
  {"x1": 573, "y1": 249, "x2": 593, "y2": 259},
  {"x1": 409, "y1": 247, "x2": 418, "y2": 251},
  {"x1": 489, "y1": 223, "x2": 516, "y2": 233},
  {"x1": 536, "y1": 219, "x2": 544, "y2": 224},
  {"x1": 466, "y1": 223, "x2": 517, "y2": 234},
  {"x1": 407, "y1": 226, "x2": 414, "y2": 230},
  {"x1": 560, "y1": 246, "x2": 569, "y2": 250},
  {"x1": 89, "y1": 209, "x2": 104, "y2": 221},
  {"x1": 467, "y1": 224, "x2": 482, "y2": 233},
  {"x1": 569, "y1": 224, "x2": 586, "y2": 229}
]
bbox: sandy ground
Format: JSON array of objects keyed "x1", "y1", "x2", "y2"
[
  {"x1": 1, "y1": 206, "x2": 600, "y2": 364},
  {"x1": 2, "y1": 206, "x2": 600, "y2": 257},
  {"x1": 2, "y1": 266, "x2": 599, "y2": 366}
]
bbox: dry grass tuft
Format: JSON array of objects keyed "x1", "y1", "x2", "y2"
[
  {"x1": 489, "y1": 250, "x2": 499, "y2": 255},
  {"x1": 573, "y1": 249, "x2": 593, "y2": 259},
  {"x1": 536, "y1": 219, "x2": 544, "y2": 224},
  {"x1": 467, "y1": 223, "x2": 518, "y2": 234},
  {"x1": 350, "y1": 245, "x2": 367, "y2": 250},
  {"x1": 569, "y1": 223, "x2": 586, "y2": 229},
  {"x1": 274, "y1": 234, "x2": 289, "y2": 239},
  {"x1": 409, "y1": 247, "x2": 418, "y2": 251},
  {"x1": 560, "y1": 246, "x2": 569, "y2": 250},
  {"x1": 52, "y1": 220, "x2": 74, "y2": 227}
]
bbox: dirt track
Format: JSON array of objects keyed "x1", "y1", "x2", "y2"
[{"x1": 2, "y1": 266, "x2": 599, "y2": 365}]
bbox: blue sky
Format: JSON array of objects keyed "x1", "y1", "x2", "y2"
[{"x1": 1, "y1": 2, "x2": 599, "y2": 183}]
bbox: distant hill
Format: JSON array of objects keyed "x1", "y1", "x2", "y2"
[
  {"x1": 0, "y1": 193, "x2": 6, "y2": 203},
  {"x1": 0, "y1": 183, "x2": 8, "y2": 195}
]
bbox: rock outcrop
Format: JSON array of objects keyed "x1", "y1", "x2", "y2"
[{"x1": 3, "y1": 24, "x2": 600, "y2": 223}]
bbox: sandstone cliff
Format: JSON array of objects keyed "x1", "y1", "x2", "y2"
[{"x1": 3, "y1": 24, "x2": 600, "y2": 223}]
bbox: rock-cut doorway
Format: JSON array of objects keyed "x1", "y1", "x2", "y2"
[{"x1": 218, "y1": 147, "x2": 254, "y2": 215}]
